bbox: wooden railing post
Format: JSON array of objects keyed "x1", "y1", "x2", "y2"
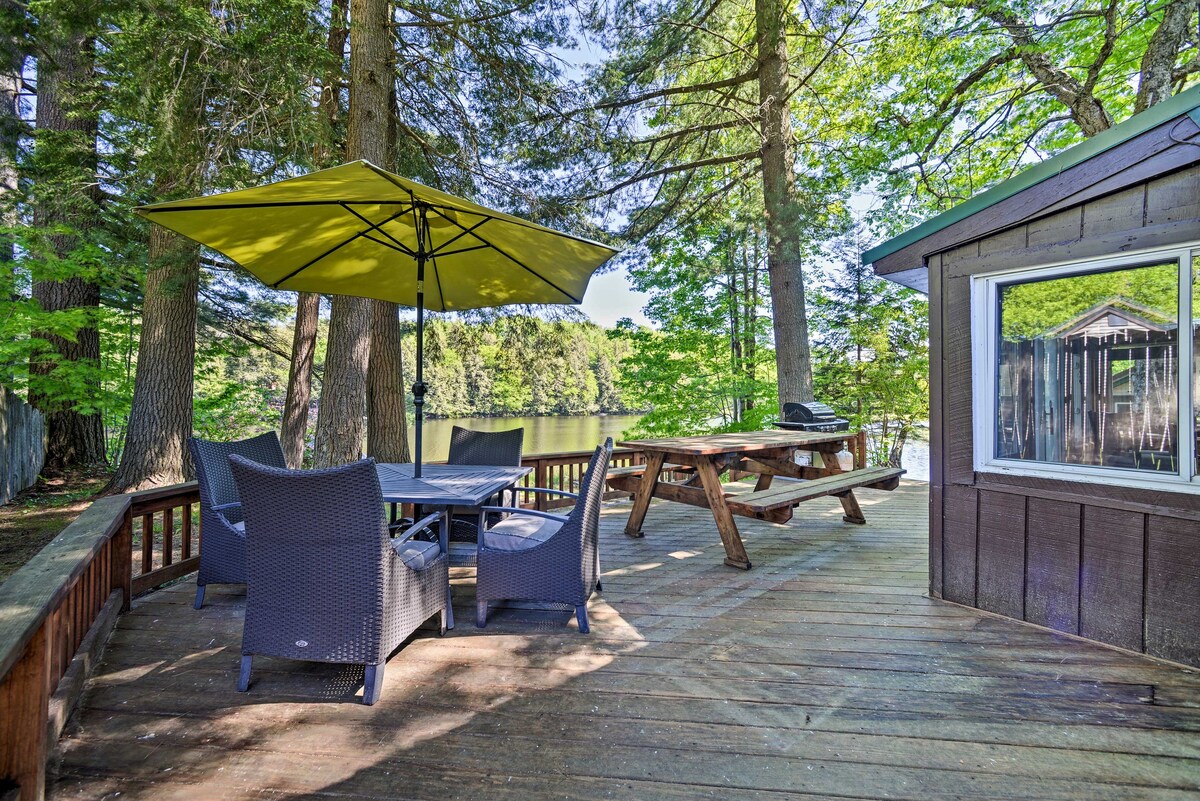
[
  {"x1": 0, "y1": 624, "x2": 49, "y2": 801},
  {"x1": 534, "y1": 458, "x2": 549, "y2": 512},
  {"x1": 112, "y1": 508, "x2": 133, "y2": 612},
  {"x1": 855, "y1": 430, "x2": 868, "y2": 470}
]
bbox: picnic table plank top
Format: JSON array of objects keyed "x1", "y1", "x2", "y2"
[
  {"x1": 618, "y1": 430, "x2": 851, "y2": 457},
  {"x1": 374, "y1": 463, "x2": 531, "y2": 506}
]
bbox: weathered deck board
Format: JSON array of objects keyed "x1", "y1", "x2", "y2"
[{"x1": 51, "y1": 482, "x2": 1200, "y2": 800}]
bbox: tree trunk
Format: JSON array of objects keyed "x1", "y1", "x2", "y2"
[
  {"x1": 280, "y1": 0, "x2": 348, "y2": 469},
  {"x1": 313, "y1": 0, "x2": 388, "y2": 467},
  {"x1": 368, "y1": 300, "x2": 410, "y2": 462},
  {"x1": 280, "y1": 292, "x2": 319, "y2": 467},
  {"x1": 0, "y1": 0, "x2": 23, "y2": 279},
  {"x1": 888, "y1": 424, "x2": 909, "y2": 469},
  {"x1": 756, "y1": 0, "x2": 813, "y2": 409},
  {"x1": 1135, "y1": 0, "x2": 1195, "y2": 113},
  {"x1": 107, "y1": 226, "x2": 199, "y2": 491},
  {"x1": 28, "y1": 9, "x2": 106, "y2": 468}
]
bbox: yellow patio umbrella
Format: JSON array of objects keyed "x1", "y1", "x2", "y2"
[{"x1": 137, "y1": 160, "x2": 619, "y2": 475}]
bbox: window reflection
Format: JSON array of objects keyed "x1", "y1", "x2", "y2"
[{"x1": 996, "y1": 263, "x2": 1178, "y2": 471}]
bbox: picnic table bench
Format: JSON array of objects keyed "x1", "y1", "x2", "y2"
[{"x1": 609, "y1": 431, "x2": 904, "y2": 569}]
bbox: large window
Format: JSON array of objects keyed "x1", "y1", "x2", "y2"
[{"x1": 973, "y1": 244, "x2": 1200, "y2": 487}]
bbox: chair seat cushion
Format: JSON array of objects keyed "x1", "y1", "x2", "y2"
[
  {"x1": 391, "y1": 539, "x2": 442, "y2": 570},
  {"x1": 482, "y1": 514, "x2": 562, "y2": 552}
]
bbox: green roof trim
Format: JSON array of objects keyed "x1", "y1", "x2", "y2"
[{"x1": 863, "y1": 84, "x2": 1200, "y2": 267}]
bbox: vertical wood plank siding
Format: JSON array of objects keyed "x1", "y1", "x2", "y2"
[{"x1": 930, "y1": 160, "x2": 1200, "y2": 666}]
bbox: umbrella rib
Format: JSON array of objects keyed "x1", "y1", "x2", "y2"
[
  {"x1": 340, "y1": 203, "x2": 417, "y2": 256},
  {"x1": 425, "y1": 206, "x2": 581, "y2": 303},
  {"x1": 429, "y1": 218, "x2": 490, "y2": 256},
  {"x1": 271, "y1": 207, "x2": 414, "y2": 287}
]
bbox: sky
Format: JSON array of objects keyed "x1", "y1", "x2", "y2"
[{"x1": 580, "y1": 264, "x2": 650, "y2": 327}]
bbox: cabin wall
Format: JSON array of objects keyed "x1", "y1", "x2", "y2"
[{"x1": 930, "y1": 164, "x2": 1200, "y2": 667}]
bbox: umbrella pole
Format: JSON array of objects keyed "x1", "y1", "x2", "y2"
[{"x1": 413, "y1": 249, "x2": 427, "y2": 479}]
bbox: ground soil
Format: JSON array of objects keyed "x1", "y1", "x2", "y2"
[{"x1": 0, "y1": 467, "x2": 112, "y2": 584}]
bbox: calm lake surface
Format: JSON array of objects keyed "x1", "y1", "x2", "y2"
[
  {"x1": 411, "y1": 414, "x2": 645, "y2": 461},
  {"x1": 411, "y1": 413, "x2": 931, "y2": 482}
]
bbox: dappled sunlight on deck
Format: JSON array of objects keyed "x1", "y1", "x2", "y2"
[{"x1": 50, "y1": 482, "x2": 1200, "y2": 800}]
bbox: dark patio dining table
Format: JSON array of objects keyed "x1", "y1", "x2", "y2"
[{"x1": 374, "y1": 463, "x2": 533, "y2": 625}]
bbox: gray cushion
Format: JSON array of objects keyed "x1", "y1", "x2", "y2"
[
  {"x1": 391, "y1": 539, "x2": 441, "y2": 570},
  {"x1": 482, "y1": 513, "x2": 562, "y2": 552}
]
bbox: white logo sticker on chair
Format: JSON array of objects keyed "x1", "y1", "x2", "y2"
[{"x1": 295, "y1": 640, "x2": 308, "y2": 647}]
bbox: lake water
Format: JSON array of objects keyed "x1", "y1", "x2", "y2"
[
  {"x1": 413, "y1": 413, "x2": 932, "y2": 482},
  {"x1": 411, "y1": 414, "x2": 645, "y2": 461}
]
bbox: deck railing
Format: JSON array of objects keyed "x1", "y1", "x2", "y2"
[{"x1": 0, "y1": 436, "x2": 868, "y2": 799}]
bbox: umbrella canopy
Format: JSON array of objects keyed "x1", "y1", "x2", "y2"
[{"x1": 138, "y1": 160, "x2": 618, "y2": 475}]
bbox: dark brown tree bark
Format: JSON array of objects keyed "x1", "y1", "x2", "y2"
[
  {"x1": 0, "y1": 0, "x2": 23, "y2": 277},
  {"x1": 1135, "y1": 0, "x2": 1197, "y2": 112},
  {"x1": 367, "y1": 300, "x2": 410, "y2": 462},
  {"x1": 28, "y1": 5, "x2": 106, "y2": 468},
  {"x1": 280, "y1": 0, "x2": 348, "y2": 468},
  {"x1": 756, "y1": 0, "x2": 814, "y2": 407},
  {"x1": 280, "y1": 292, "x2": 319, "y2": 468},
  {"x1": 366, "y1": 29, "x2": 409, "y2": 464},
  {"x1": 107, "y1": 225, "x2": 199, "y2": 491},
  {"x1": 312, "y1": 0, "x2": 389, "y2": 467}
]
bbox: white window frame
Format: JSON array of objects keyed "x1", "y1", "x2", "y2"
[{"x1": 971, "y1": 242, "x2": 1200, "y2": 492}]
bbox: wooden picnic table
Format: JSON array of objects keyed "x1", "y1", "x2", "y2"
[{"x1": 609, "y1": 431, "x2": 903, "y2": 570}]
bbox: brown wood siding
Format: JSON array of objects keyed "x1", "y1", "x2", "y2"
[
  {"x1": 926, "y1": 160, "x2": 1200, "y2": 667},
  {"x1": 1079, "y1": 506, "x2": 1144, "y2": 652},
  {"x1": 927, "y1": 255, "x2": 945, "y2": 599},
  {"x1": 1145, "y1": 515, "x2": 1200, "y2": 666},
  {"x1": 976, "y1": 491, "x2": 1025, "y2": 619},
  {"x1": 1024, "y1": 497, "x2": 1081, "y2": 634},
  {"x1": 941, "y1": 485, "x2": 977, "y2": 606}
]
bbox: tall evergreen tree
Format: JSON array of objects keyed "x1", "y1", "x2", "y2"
[
  {"x1": 311, "y1": 0, "x2": 387, "y2": 468},
  {"x1": 27, "y1": 0, "x2": 105, "y2": 469}
]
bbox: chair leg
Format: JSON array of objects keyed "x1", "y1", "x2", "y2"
[
  {"x1": 363, "y1": 663, "x2": 384, "y2": 705},
  {"x1": 237, "y1": 655, "x2": 252, "y2": 692},
  {"x1": 445, "y1": 586, "x2": 455, "y2": 630},
  {"x1": 575, "y1": 604, "x2": 590, "y2": 634},
  {"x1": 439, "y1": 608, "x2": 448, "y2": 636},
  {"x1": 476, "y1": 600, "x2": 488, "y2": 628},
  {"x1": 194, "y1": 584, "x2": 206, "y2": 609}
]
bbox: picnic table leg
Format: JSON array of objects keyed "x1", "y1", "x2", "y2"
[
  {"x1": 695, "y1": 456, "x2": 752, "y2": 570},
  {"x1": 624, "y1": 451, "x2": 666, "y2": 538},
  {"x1": 815, "y1": 443, "x2": 867, "y2": 524}
]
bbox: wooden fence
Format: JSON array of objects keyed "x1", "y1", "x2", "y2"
[{"x1": 0, "y1": 387, "x2": 45, "y2": 506}]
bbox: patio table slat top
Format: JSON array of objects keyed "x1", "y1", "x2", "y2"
[
  {"x1": 374, "y1": 463, "x2": 531, "y2": 506},
  {"x1": 618, "y1": 430, "x2": 851, "y2": 456}
]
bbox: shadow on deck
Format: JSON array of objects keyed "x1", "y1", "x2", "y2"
[{"x1": 51, "y1": 482, "x2": 1200, "y2": 800}]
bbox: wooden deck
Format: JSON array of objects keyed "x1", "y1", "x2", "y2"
[{"x1": 50, "y1": 482, "x2": 1200, "y2": 800}]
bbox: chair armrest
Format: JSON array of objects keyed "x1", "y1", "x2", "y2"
[
  {"x1": 477, "y1": 505, "x2": 569, "y2": 524},
  {"x1": 519, "y1": 486, "x2": 579, "y2": 500},
  {"x1": 212, "y1": 501, "x2": 241, "y2": 512},
  {"x1": 393, "y1": 510, "x2": 446, "y2": 546}
]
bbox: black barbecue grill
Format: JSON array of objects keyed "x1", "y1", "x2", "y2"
[{"x1": 775, "y1": 401, "x2": 850, "y2": 433}]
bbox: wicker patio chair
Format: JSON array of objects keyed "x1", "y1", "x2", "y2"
[
  {"x1": 445, "y1": 425, "x2": 524, "y2": 565},
  {"x1": 188, "y1": 432, "x2": 287, "y2": 609},
  {"x1": 228, "y1": 455, "x2": 449, "y2": 706},
  {"x1": 475, "y1": 437, "x2": 612, "y2": 633}
]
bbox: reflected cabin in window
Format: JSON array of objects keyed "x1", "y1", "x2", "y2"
[{"x1": 863, "y1": 85, "x2": 1200, "y2": 668}]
